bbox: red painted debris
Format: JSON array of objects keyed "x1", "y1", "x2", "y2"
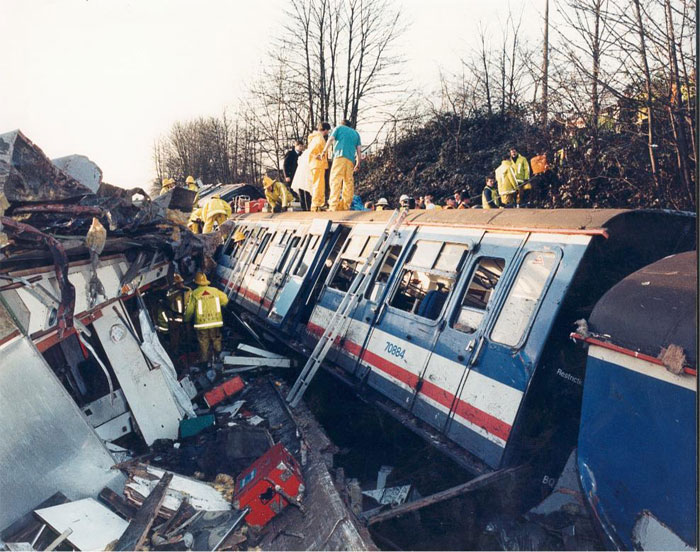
[
  {"x1": 233, "y1": 443, "x2": 304, "y2": 528},
  {"x1": 204, "y1": 376, "x2": 245, "y2": 407}
]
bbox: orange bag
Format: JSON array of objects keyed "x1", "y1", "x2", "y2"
[{"x1": 531, "y1": 154, "x2": 550, "y2": 175}]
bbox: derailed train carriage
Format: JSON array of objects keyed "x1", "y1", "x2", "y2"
[{"x1": 215, "y1": 208, "x2": 696, "y2": 544}]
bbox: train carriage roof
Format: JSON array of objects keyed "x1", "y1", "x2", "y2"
[
  {"x1": 589, "y1": 250, "x2": 697, "y2": 367},
  {"x1": 230, "y1": 208, "x2": 692, "y2": 237}
]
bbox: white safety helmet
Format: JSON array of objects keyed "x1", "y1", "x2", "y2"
[
  {"x1": 399, "y1": 194, "x2": 410, "y2": 203},
  {"x1": 377, "y1": 197, "x2": 389, "y2": 206}
]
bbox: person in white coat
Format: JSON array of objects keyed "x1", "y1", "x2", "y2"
[{"x1": 291, "y1": 146, "x2": 312, "y2": 211}]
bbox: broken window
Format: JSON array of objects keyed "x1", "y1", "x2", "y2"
[
  {"x1": 278, "y1": 236, "x2": 301, "y2": 274},
  {"x1": 365, "y1": 245, "x2": 402, "y2": 301},
  {"x1": 491, "y1": 251, "x2": 557, "y2": 347},
  {"x1": 389, "y1": 241, "x2": 468, "y2": 320},
  {"x1": 328, "y1": 235, "x2": 378, "y2": 292},
  {"x1": 452, "y1": 257, "x2": 505, "y2": 334}
]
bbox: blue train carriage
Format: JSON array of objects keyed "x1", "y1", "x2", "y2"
[
  {"x1": 217, "y1": 209, "x2": 695, "y2": 487},
  {"x1": 571, "y1": 251, "x2": 697, "y2": 551}
]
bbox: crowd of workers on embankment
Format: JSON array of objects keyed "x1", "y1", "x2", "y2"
[{"x1": 159, "y1": 119, "x2": 551, "y2": 236}]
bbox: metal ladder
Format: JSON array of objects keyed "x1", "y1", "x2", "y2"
[{"x1": 287, "y1": 209, "x2": 407, "y2": 407}]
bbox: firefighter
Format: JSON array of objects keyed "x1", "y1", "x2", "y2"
[
  {"x1": 308, "y1": 122, "x2": 331, "y2": 211},
  {"x1": 154, "y1": 298, "x2": 170, "y2": 334},
  {"x1": 375, "y1": 197, "x2": 389, "y2": 211},
  {"x1": 185, "y1": 175, "x2": 198, "y2": 192},
  {"x1": 482, "y1": 176, "x2": 501, "y2": 209},
  {"x1": 262, "y1": 175, "x2": 294, "y2": 212},
  {"x1": 495, "y1": 155, "x2": 517, "y2": 206},
  {"x1": 201, "y1": 194, "x2": 232, "y2": 233},
  {"x1": 188, "y1": 207, "x2": 204, "y2": 234},
  {"x1": 185, "y1": 271, "x2": 230, "y2": 365},
  {"x1": 167, "y1": 274, "x2": 191, "y2": 371},
  {"x1": 159, "y1": 177, "x2": 176, "y2": 195},
  {"x1": 509, "y1": 147, "x2": 531, "y2": 206}
]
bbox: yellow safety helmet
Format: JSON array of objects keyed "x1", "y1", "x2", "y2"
[
  {"x1": 185, "y1": 176, "x2": 196, "y2": 184},
  {"x1": 194, "y1": 272, "x2": 210, "y2": 286},
  {"x1": 172, "y1": 273, "x2": 184, "y2": 285},
  {"x1": 233, "y1": 231, "x2": 246, "y2": 243},
  {"x1": 262, "y1": 175, "x2": 274, "y2": 189}
]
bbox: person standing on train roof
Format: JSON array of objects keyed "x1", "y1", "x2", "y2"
[
  {"x1": 283, "y1": 141, "x2": 304, "y2": 185},
  {"x1": 457, "y1": 190, "x2": 471, "y2": 209},
  {"x1": 290, "y1": 142, "x2": 312, "y2": 210},
  {"x1": 185, "y1": 271, "x2": 229, "y2": 366},
  {"x1": 308, "y1": 122, "x2": 331, "y2": 212},
  {"x1": 482, "y1": 175, "x2": 501, "y2": 209},
  {"x1": 321, "y1": 119, "x2": 362, "y2": 211}
]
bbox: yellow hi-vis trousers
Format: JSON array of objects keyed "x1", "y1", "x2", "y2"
[
  {"x1": 328, "y1": 157, "x2": 354, "y2": 211},
  {"x1": 310, "y1": 168, "x2": 326, "y2": 210},
  {"x1": 202, "y1": 213, "x2": 228, "y2": 233}
]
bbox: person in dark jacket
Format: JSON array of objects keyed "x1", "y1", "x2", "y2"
[{"x1": 283, "y1": 141, "x2": 304, "y2": 184}]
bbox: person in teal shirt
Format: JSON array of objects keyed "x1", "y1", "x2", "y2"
[{"x1": 321, "y1": 120, "x2": 362, "y2": 210}]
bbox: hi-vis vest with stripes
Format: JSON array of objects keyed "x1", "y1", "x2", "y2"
[
  {"x1": 167, "y1": 287, "x2": 191, "y2": 323},
  {"x1": 187, "y1": 286, "x2": 229, "y2": 330}
]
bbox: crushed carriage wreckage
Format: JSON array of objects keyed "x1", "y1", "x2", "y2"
[{"x1": 0, "y1": 130, "x2": 374, "y2": 551}]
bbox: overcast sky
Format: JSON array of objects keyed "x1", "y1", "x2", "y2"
[{"x1": 1, "y1": 0, "x2": 542, "y2": 189}]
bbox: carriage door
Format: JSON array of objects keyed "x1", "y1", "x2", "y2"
[
  {"x1": 251, "y1": 228, "x2": 293, "y2": 317},
  {"x1": 261, "y1": 228, "x2": 304, "y2": 319},
  {"x1": 410, "y1": 232, "x2": 524, "y2": 441},
  {"x1": 360, "y1": 231, "x2": 468, "y2": 408},
  {"x1": 229, "y1": 226, "x2": 266, "y2": 301},
  {"x1": 268, "y1": 219, "x2": 332, "y2": 325}
]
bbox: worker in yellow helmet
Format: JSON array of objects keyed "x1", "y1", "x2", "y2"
[
  {"x1": 509, "y1": 147, "x2": 531, "y2": 206},
  {"x1": 201, "y1": 194, "x2": 232, "y2": 233},
  {"x1": 166, "y1": 274, "x2": 192, "y2": 372},
  {"x1": 185, "y1": 175, "x2": 198, "y2": 192},
  {"x1": 495, "y1": 155, "x2": 517, "y2": 207},
  {"x1": 185, "y1": 272, "x2": 230, "y2": 365},
  {"x1": 188, "y1": 207, "x2": 204, "y2": 234},
  {"x1": 160, "y1": 177, "x2": 176, "y2": 195},
  {"x1": 262, "y1": 175, "x2": 294, "y2": 213}
]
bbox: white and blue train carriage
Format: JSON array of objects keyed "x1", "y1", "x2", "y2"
[
  {"x1": 215, "y1": 208, "x2": 695, "y2": 481},
  {"x1": 572, "y1": 251, "x2": 697, "y2": 551}
]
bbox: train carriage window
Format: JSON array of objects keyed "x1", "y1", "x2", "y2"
[
  {"x1": 491, "y1": 251, "x2": 556, "y2": 347},
  {"x1": 452, "y1": 257, "x2": 505, "y2": 334},
  {"x1": 389, "y1": 241, "x2": 469, "y2": 321},
  {"x1": 294, "y1": 235, "x2": 321, "y2": 277},
  {"x1": 254, "y1": 232, "x2": 274, "y2": 265},
  {"x1": 328, "y1": 235, "x2": 377, "y2": 292},
  {"x1": 366, "y1": 245, "x2": 402, "y2": 301},
  {"x1": 278, "y1": 236, "x2": 302, "y2": 274}
]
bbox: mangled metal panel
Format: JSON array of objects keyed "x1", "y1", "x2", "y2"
[
  {"x1": 0, "y1": 130, "x2": 92, "y2": 204},
  {"x1": 91, "y1": 304, "x2": 183, "y2": 445},
  {"x1": 52, "y1": 154, "x2": 102, "y2": 194},
  {"x1": 0, "y1": 332, "x2": 123, "y2": 531}
]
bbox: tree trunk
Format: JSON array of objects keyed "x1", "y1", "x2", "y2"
[{"x1": 542, "y1": 0, "x2": 549, "y2": 131}]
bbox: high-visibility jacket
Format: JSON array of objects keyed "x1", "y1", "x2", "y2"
[
  {"x1": 155, "y1": 302, "x2": 169, "y2": 333},
  {"x1": 482, "y1": 185, "x2": 501, "y2": 209},
  {"x1": 511, "y1": 154, "x2": 531, "y2": 190},
  {"x1": 167, "y1": 286, "x2": 192, "y2": 323},
  {"x1": 201, "y1": 197, "x2": 232, "y2": 227},
  {"x1": 263, "y1": 177, "x2": 295, "y2": 210},
  {"x1": 160, "y1": 183, "x2": 175, "y2": 195},
  {"x1": 185, "y1": 285, "x2": 229, "y2": 330},
  {"x1": 495, "y1": 160, "x2": 517, "y2": 199},
  {"x1": 308, "y1": 132, "x2": 329, "y2": 170}
]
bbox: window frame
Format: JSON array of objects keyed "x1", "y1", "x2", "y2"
[
  {"x1": 326, "y1": 234, "x2": 375, "y2": 292},
  {"x1": 488, "y1": 247, "x2": 562, "y2": 350}
]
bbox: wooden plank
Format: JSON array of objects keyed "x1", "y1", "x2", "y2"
[
  {"x1": 115, "y1": 472, "x2": 173, "y2": 551},
  {"x1": 365, "y1": 466, "x2": 524, "y2": 526},
  {"x1": 236, "y1": 343, "x2": 286, "y2": 359},
  {"x1": 99, "y1": 487, "x2": 137, "y2": 520},
  {"x1": 223, "y1": 356, "x2": 291, "y2": 367}
]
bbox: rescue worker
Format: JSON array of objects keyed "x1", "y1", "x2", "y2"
[
  {"x1": 201, "y1": 194, "x2": 232, "y2": 233},
  {"x1": 155, "y1": 297, "x2": 170, "y2": 334},
  {"x1": 444, "y1": 198, "x2": 457, "y2": 209},
  {"x1": 457, "y1": 191, "x2": 471, "y2": 209},
  {"x1": 159, "y1": 177, "x2": 176, "y2": 195},
  {"x1": 376, "y1": 197, "x2": 389, "y2": 211},
  {"x1": 308, "y1": 122, "x2": 331, "y2": 211},
  {"x1": 188, "y1": 207, "x2": 204, "y2": 234},
  {"x1": 262, "y1": 175, "x2": 294, "y2": 213},
  {"x1": 509, "y1": 147, "x2": 531, "y2": 206},
  {"x1": 495, "y1": 154, "x2": 517, "y2": 206},
  {"x1": 185, "y1": 175, "x2": 198, "y2": 192},
  {"x1": 322, "y1": 119, "x2": 362, "y2": 211},
  {"x1": 482, "y1": 175, "x2": 501, "y2": 209},
  {"x1": 283, "y1": 141, "x2": 304, "y2": 185},
  {"x1": 185, "y1": 271, "x2": 229, "y2": 365},
  {"x1": 166, "y1": 274, "x2": 192, "y2": 371},
  {"x1": 230, "y1": 230, "x2": 246, "y2": 255},
  {"x1": 399, "y1": 194, "x2": 411, "y2": 211}
]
